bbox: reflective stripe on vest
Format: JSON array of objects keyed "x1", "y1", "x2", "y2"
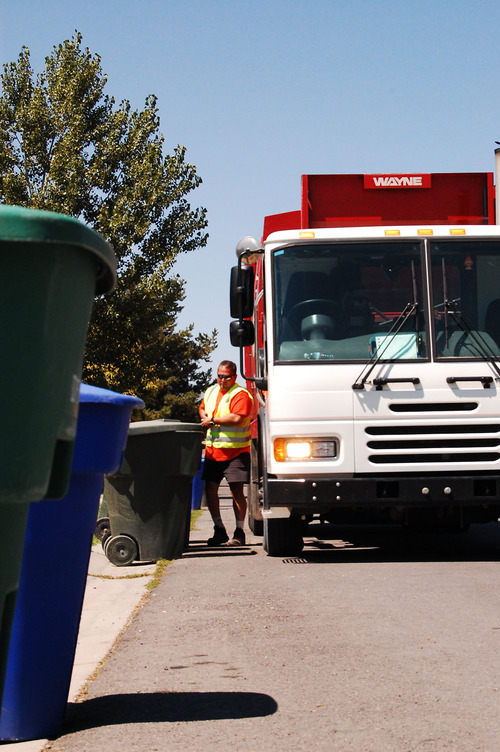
[{"x1": 204, "y1": 383, "x2": 252, "y2": 450}]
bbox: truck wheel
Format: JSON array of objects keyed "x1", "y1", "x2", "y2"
[
  {"x1": 263, "y1": 517, "x2": 304, "y2": 557},
  {"x1": 105, "y1": 534, "x2": 138, "y2": 566}
]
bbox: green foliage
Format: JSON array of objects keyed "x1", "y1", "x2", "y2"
[{"x1": 0, "y1": 32, "x2": 216, "y2": 415}]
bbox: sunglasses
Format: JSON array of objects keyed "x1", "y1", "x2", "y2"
[{"x1": 217, "y1": 374, "x2": 234, "y2": 380}]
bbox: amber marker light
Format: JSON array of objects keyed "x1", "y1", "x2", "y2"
[{"x1": 274, "y1": 438, "x2": 286, "y2": 462}]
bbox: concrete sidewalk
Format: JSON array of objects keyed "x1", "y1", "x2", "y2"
[{"x1": 68, "y1": 546, "x2": 157, "y2": 701}]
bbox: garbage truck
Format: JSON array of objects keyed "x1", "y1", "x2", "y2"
[{"x1": 230, "y1": 150, "x2": 500, "y2": 555}]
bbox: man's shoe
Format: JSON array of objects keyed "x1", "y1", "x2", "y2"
[
  {"x1": 207, "y1": 526, "x2": 229, "y2": 546},
  {"x1": 226, "y1": 528, "x2": 246, "y2": 546}
]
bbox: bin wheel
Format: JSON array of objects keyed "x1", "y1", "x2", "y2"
[
  {"x1": 105, "y1": 535, "x2": 138, "y2": 566},
  {"x1": 101, "y1": 529, "x2": 111, "y2": 551},
  {"x1": 95, "y1": 516, "x2": 111, "y2": 540}
]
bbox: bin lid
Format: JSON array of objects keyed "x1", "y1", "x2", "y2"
[
  {"x1": 0, "y1": 205, "x2": 117, "y2": 294},
  {"x1": 127, "y1": 418, "x2": 202, "y2": 435},
  {"x1": 79, "y1": 383, "x2": 145, "y2": 409}
]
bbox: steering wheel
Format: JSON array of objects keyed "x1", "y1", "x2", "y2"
[{"x1": 287, "y1": 299, "x2": 340, "y2": 332}]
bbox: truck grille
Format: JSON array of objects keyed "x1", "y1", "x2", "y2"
[{"x1": 366, "y1": 423, "x2": 500, "y2": 464}]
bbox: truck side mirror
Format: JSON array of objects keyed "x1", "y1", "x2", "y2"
[
  {"x1": 230, "y1": 265, "x2": 254, "y2": 319},
  {"x1": 230, "y1": 319, "x2": 255, "y2": 347}
]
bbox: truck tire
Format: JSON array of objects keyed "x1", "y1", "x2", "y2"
[{"x1": 263, "y1": 517, "x2": 304, "y2": 557}]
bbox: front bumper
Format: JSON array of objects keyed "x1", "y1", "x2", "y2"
[{"x1": 265, "y1": 473, "x2": 500, "y2": 511}]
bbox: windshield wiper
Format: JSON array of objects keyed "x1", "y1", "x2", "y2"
[
  {"x1": 441, "y1": 257, "x2": 500, "y2": 379},
  {"x1": 411, "y1": 260, "x2": 422, "y2": 355},
  {"x1": 442, "y1": 298, "x2": 500, "y2": 379},
  {"x1": 441, "y1": 257, "x2": 450, "y2": 349},
  {"x1": 353, "y1": 260, "x2": 420, "y2": 391},
  {"x1": 352, "y1": 301, "x2": 418, "y2": 390}
]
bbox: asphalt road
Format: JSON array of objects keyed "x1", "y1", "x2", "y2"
[{"x1": 47, "y1": 495, "x2": 500, "y2": 752}]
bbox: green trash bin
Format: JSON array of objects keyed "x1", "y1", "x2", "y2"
[
  {"x1": 0, "y1": 204, "x2": 116, "y2": 699},
  {"x1": 103, "y1": 420, "x2": 203, "y2": 564}
]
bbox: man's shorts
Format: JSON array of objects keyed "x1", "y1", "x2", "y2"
[{"x1": 202, "y1": 452, "x2": 250, "y2": 485}]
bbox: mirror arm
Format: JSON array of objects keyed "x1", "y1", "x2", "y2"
[{"x1": 235, "y1": 249, "x2": 266, "y2": 390}]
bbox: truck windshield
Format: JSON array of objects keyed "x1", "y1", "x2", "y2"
[
  {"x1": 430, "y1": 239, "x2": 500, "y2": 359},
  {"x1": 274, "y1": 241, "x2": 425, "y2": 362}
]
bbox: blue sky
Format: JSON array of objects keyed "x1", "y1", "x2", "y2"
[{"x1": 2, "y1": 0, "x2": 500, "y2": 372}]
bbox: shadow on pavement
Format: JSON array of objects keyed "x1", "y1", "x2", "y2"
[
  {"x1": 297, "y1": 521, "x2": 500, "y2": 564},
  {"x1": 62, "y1": 691, "x2": 278, "y2": 732},
  {"x1": 184, "y1": 544, "x2": 258, "y2": 559}
]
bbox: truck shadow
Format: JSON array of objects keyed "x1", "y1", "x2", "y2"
[
  {"x1": 296, "y1": 521, "x2": 500, "y2": 564},
  {"x1": 62, "y1": 690, "x2": 278, "y2": 734}
]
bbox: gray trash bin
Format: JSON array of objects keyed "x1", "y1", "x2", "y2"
[{"x1": 103, "y1": 420, "x2": 203, "y2": 564}]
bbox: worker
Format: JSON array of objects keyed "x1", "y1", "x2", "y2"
[{"x1": 199, "y1": 360, "x2": 253, "y2": 546}]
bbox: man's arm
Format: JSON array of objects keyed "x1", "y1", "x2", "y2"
[
  {"x1": 218, "y1": 391, "x2": 252, "y2": 425},
  {"x1": 199, "y1": 398, "x2": 212, "y2": 428}
]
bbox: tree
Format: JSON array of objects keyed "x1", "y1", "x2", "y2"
[{"x1": 0, "y1": 32, "x2": 216, "y2": 420}]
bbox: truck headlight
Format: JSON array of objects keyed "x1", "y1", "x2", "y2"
[{"x1": 273, "y1": 438, "x2": 337, "y2": 462}]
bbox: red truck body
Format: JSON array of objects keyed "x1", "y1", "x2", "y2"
[{"x1": 263, "y1": 172, "x2": 496, "y2": 239}]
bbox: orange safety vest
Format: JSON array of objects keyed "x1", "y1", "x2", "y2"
[{"x1": 204, "y1": 384, "x2": 253, "y2": 450}]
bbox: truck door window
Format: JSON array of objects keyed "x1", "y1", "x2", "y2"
[{"x1": 273, "y1": 241, "x2": 425, "y2": 362}]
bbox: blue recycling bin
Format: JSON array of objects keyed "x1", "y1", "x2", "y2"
[
  {"x1": 0, "y1": 384, "x2": 144, "y2": 742},
  {"x1": 191, "y1": 459, "x2": 205, "y2": 510}
]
